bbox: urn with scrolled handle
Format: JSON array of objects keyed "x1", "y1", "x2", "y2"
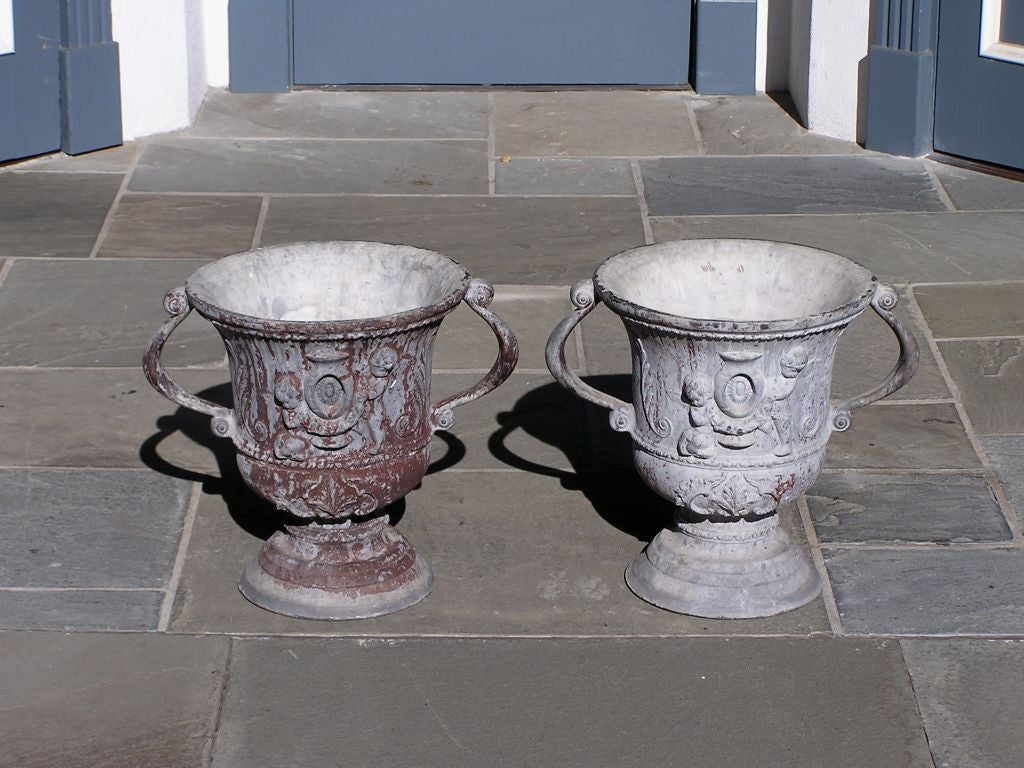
[
  {"x1": 144, "y1": 241, "x2": 519, "y2": 620},
  {"x1": 546, "y1": 239, "x2": 918, "y2": 618}
]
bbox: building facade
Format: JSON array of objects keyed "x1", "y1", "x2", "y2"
[{"x1": 2, "y1": 1, "x2": 1022, "y2": 169}]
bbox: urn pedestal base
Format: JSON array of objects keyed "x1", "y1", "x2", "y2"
[
  {"x1": 625, "y1": 515, "x2": 820, "y2": 619},
  {"x1": 239, "y1": 516, "x2": 434, "y2": 620}
]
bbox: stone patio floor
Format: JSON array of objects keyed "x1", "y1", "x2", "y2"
[{"x1": 1, "y1": 89, "x2": 1024, "y2": 766}]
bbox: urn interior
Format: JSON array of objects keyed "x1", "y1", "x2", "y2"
[
  {"x1": 594, "y1": 239, "x2": 876, "y2": 328},
  {"x1": 186, "y1": 241, "x2": 469, "y2": 324}
]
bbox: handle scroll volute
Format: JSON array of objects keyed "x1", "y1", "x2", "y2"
[
  {"x1": 430, "y1": 279, "x2": 520, "y2": 432},
  {"x1": 545, "y1": 279, "x2": 636, "y2": 435},
  {"x1": 830, "y1": 283, "x2": 920, "y2": 432},
  {"x1": 143, "y1": 287, "x2": 235, "y2": 439}
]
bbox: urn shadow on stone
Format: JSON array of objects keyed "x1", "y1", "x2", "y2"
[
  {"x1": 486, "y1": 377, "x2": 673, "y2": 543},
  {"x1": 142, "y1": 241, "x2": 518, "y2": 621},
  {"x1": 546, "y1": 239, "x2": 920, "y2": 619}
]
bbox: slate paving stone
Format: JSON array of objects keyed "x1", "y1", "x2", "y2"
[
  {"x1": 0, "y1": 470, "x2": 190, "y2": 588},
  {"x1": 938, "y1": 339, "x2": 1024, "y2": 435},
  {"x1": 433, "y1": 287, "x2": 578, "y2": 372},
  {"x1": 930, "y1": 162, "x2": 1024, "y2": 211},
  {"x1": 824, "y1": 548, "x2": 1024, "y2": 634},
  {"x1": 914, "y1": 282, "x2": 1024, "y2": 338},
  {"x1": 980, "y1": 435, "x2": 1024, "y2": 527},
  {"x1": 0, "y1": 172, "x2": 121, "y2": 258},
  {"x1": 494, "y1": 157, "x2": 637, "y2": 195},
  {"x1": 0, "y1": 259, "x2": 223, "y2": 367},
  {"x1": 493, "y1": 91, "x2": 699, "y2": 157},
  {"x1": 0, "y1": 632, "x2": 227, "y2": 767},
  {"x1": 0, "y1": 368, "x2": 231, "y2": 471},
  {"x1": 0, "y1": 589, "x2": 163, "y2": 631},
  {"x1": 8, "y1": 143, "x2": 140, "y2": 173},
  {"x1": 170, "y1": 472, "x2": 830, "y2": 636},
  {"x1": 130, "y1": 138, "x2": 488, "y2": 194},
  {"x1": 213, "y1": 636, "x2": 930, "y2": 768},
  {"x1": 832, "y1": 290, "x2": 950, "y2": 401},
  {"x1": 692, "y1": 94, "x2": 866, "y2": 155},
  {"x1": 98, "y1": 194, "x2": 262, "y2": 259},
  {"x1": 825, "y1": 404, "x2": 980, "y2": 469},
  {"x1": 807, "y1": 472, "x2": 1009, "y2": 543},
  {"x1": 902, "y1": 639, "x2": 1024, "y2": 768},
  {"x1": 641, "y1": 156, "x2": 947, "y2": 216},
  {"x1": 191, "y1": 89, "x2": 489, "y2": 138},
  {"x1": 260, "y1": 196, "x2": 645, "y2": 284},
  {"x1": 651, "y1": 210, "x2": 1024, "y2": 283}
]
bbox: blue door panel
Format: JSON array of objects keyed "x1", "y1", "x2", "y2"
[
  {"x1": 0, "y1": 0, "x2": 61, "y2": 162},
  {"x1": 933, "y1": 1, "x2": 1024, "y2": 170},
  {"x1": 293, "y1": 0, "x2": 690, "y2": 86}
]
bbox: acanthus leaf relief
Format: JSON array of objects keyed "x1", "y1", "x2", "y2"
[
  {"x1": 636, "y1": 338, "x2": 673, "y2": 438},
  {"x1": 677, "y1": 473, "x2": 791, "y2": 520},
  {"x1": 296, "y1": 474, "x2": 378, "y2": 518}
]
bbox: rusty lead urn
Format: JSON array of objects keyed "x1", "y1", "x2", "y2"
[
  {"x1": 547, "y1": 240, "x2": 919, "y2": 619},
  {"x1": 144, "y1": 241, "x2": 518, "y2": 619}
]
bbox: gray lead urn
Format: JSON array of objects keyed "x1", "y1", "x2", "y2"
[{"x1": 547, "y1": 240, "x2": 919, "y2": 619}]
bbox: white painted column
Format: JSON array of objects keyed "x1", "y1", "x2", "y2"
[
  {"x1": 111, "y1": 0, "x2": 227, "y2": 140},
  {"x1": 202, "y1": 0, "x2": 229, "y2": 88}
]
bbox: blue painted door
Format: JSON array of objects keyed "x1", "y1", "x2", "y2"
[
  {"x1": 0, "y1": 0, "x2": 62, "y2": 162},
  {"x1": 934, "y1": 0, "x2": 1024, "y2": 169},
  {"x1": 292, "y1": 0, "x2": 691, "y2": 86}
]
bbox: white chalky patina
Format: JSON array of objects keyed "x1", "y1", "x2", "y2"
[{"x1": 547, "y1": 239, "x2": 919, "y2": 619}]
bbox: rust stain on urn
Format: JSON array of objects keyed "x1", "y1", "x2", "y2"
[{"x1": 144, "y1": 241, "x2": 519, "y2": 620}]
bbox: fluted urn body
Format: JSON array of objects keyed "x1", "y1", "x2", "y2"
[
  {"x1": 145, "y1": 241, "x2": 518, "y2": 619},
  {"x1": 547, "y1": 240, "x2": 918, "y2": 618}
]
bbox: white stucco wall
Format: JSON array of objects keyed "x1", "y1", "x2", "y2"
[
  {"x1": 794, "y1": 0, "x2": 871, "y2": 142},
  {"x1": 112, "y1": 0, "x2": 226, "y2": 140}
]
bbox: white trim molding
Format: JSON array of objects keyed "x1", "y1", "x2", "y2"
[
  {"x1": 980, "y1": 0, "x2": 1024, "y2": 64},
  {"x1": 0, "y1": 0, "x2": 15, "y2": 56}
]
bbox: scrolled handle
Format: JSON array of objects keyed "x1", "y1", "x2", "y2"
[
  {"x1": 544, "y1": 279, "x2": 636, "y2": 434},
  {"x1": 830, "y1": 283, "x2": 919, "y2": 432},
  {"x1": 430, "y1": 278, "x2": 520, "y2": 431},
  {"x1": 143, "y1": 287, "x2": 235, "y2": 439}
]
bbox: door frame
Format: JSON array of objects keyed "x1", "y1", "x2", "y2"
[
  {"x1": 227, "y1": 0, "x2": 759, "y2": 95},
  {"x1": 865, "y1": 0, "x2": 1024, "y2": 168}
]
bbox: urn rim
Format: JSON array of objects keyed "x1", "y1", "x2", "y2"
[
  {"x1": 593, "y1": 238, "x2": 878, "y2": 335},
  {"x1": 185, "y1": 240, "x2": 470, "y2": 337}
]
